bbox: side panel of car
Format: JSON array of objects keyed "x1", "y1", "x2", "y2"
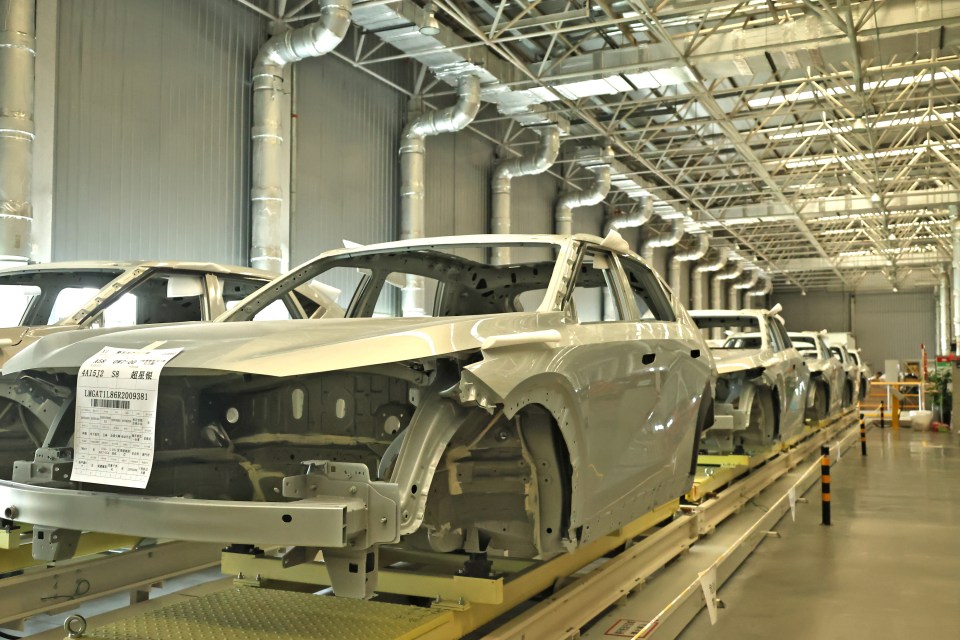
[{"x1": 768, "y1": 319, "x2": 809, "y2": 438}]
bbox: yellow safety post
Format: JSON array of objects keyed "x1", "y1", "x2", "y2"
[{"x1": 892, "y1": 394, "x2": 900, "y2": 431}]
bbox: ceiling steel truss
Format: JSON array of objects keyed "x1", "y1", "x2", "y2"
[{"x1": 237, "y1": 0, "x2": 960, "y2": 292}]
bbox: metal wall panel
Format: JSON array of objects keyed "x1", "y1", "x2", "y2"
[
  {"x1": 424, "y1": 130, "x2": 493, "y2": 240},
  {"x1": 53, "y1": 0, "x2": 263, "y2": 265},
  {"x1": 853, "y1": 292, "x2": 936, "y2": 370},
  {"x1": 290, "y1": 55, "x2": 406, "y2": 264},
  {"x1": 772, "y1": 292, "x2": 851, "y2": 333}
]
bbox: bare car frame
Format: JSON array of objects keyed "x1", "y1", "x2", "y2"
[
  {"x1": 0, "y1": 234, "x2": 715, "y2": 598},
  {"x1": 0, "y1": 261, "x2": 335, "y2": 479},
  {"x1": 788, "y1": 331, "x2": 845, "y2": 421},
  {"x1": 689, "y1": 308, "x2": 810, "y2": 453}
]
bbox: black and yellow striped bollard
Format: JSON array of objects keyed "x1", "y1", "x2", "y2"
[
  {"x1": 821, "y1": 445, "x2": 831, "y2": 526},
  {"x1": 860, "y1": 412, "x2": 867, "y2": 456}
]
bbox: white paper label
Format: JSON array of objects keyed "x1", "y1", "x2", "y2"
[
  {"x1": 699, "y1": 566, "x2": 719, "y2": 625},
  {"x1": 788, "y1": 486, "x2": 797, "y2": 522},
  {"x1": 71, "y1": 346, "x2": 183, "y2": 489}
]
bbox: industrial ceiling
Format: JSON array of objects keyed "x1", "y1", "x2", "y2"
[{"x1": 238, "y1": 0, "x2": 960, "y2": 293}]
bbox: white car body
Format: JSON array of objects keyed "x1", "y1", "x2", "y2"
[
  {"x1": 0, "y1": 234, "x2": 715, "y2": 598},
  {"x1": 689, "y1": 309, "x2": 810, "y2": 453},
  {"x1": 788, "y1": 331, "x2": 845, "y2": 420},
  {"x1": 827, "y1": 343, "x2": 861, "y2": 407}
]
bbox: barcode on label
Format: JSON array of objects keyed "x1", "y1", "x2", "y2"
[{"x1": 90, "y1": 399, "x2": 131, "y2": 409}]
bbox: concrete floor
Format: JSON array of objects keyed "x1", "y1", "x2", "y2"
[{"x1": 680, "y1": 427, "x2": 960, "y2": 639}]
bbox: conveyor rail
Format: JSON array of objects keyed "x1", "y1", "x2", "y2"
[{"x1": 24, "y1": 410, "x2": 858, "y2": 640}]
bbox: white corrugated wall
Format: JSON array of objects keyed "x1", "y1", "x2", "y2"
[{"x1": 53, "y1": 0, "x2": 263, "y2": 265}]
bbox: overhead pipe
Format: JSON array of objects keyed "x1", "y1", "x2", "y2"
[
  {"x1": 952, "y1": 205, "x2": 960, "y2": 355},
  {"x1": 641, "y1": 216, "x2": 685, "y2": 264},
  {"x1": 747, "y1": 273, "x2": 773, "y2": 297},
  {"x1": 601, "y1": 197, "x2": 653, "y2": 320},
  {"x1": 400, "y1": 74, "x2": 481, "y2": 315},
  {"x1": 938, "y1": 266, "x2": 950, "y2": 355},
  {"x1": 250, "y1": 0, "x2": 352, "y2": 272},
  {"x1": 555, "y1": 146, "x2": 614, "y2": 235},
  {"x1": 692, "y1": 246, "x2": 729, "y2": 310},
  {"x1": 491, "y1": 124, "x2": 561, "y2": 264},
  {"x1": 0, "y1": 0, "x2": 36, "y2": 263},
  {"x1": 730, "y1": 267, "x2": 760, "y2": 310},
  {"x1": 603, "y1": 196, "x2": 654, "y2": 236},
  {"x1": 712, "y1": 258, "x2": 744, "y2": 336},
  {"x1": 668, "y1": 233, "x2": 709, "y2": 304}
]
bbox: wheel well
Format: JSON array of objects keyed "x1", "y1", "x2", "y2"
[{"x1": 516, "y1": 404, "x2": 574, "y2": 551}]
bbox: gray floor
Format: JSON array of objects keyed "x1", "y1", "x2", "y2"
[{"x1": 680, "y1": 427, "x2": 960, "y2": 639}]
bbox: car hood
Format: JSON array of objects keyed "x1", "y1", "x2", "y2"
[
  {"x1": 3, "y1": 314, "x2": 557, "y2": 378},
  {"x1": 709, "y1": 348, "x2": 764, "y2": 375}
]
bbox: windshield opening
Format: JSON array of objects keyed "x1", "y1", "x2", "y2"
[
  {"x1": 224, "y1": 242, "x2": 564, "y2": 321},
  {"x1": 0, "y1": 269, "x2": 124, "y2": 327},
  {"x1": 691, "y1": 315, "x2": 761, "y2": 346}
]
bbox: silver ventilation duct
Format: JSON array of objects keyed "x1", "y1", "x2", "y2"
[
  {"x1": 939, "y1": 267, "x2": 950, "y2": 355},
  {"x1": 603, "y1": 196, "x2": 653, "y2": 235},
  {"x1": 953, "y1": 206, "x2": 960, "y2": 355},
  {"x1": 712, "y1": 258, "x2": 744, "y2": 314},
  {"x1": 400, "y1": 74, "x2": 480, "y2": 315},
  {"x1": 555, "y1": 146, "x2": 613, "y2": 235},
  {"x1": 747, "y1": 274, "x2": 773, "y2": 297},
  {"x1": 641, "y1": 216, "x2": 685, "y2": 263},
  {"x1": 350, "y1": 1, "x2": 562, "y2": 124},
  {"x1": 250, "y1": 0, "x2": 352, "y2": 272},
  {"x1": 491, "y1": 124, "x2": 561, "y2": 265},
  {"x1": 668, "y1": 233, "x2": 709, "y2": 302},
  {"x1": 730, "y1": 267, "x2": 760, "y2": 310},
  {"x1": 692, "y1": 247, "x2": 729, "y2": 310},
  {"x1": 601, "y1": 197, "x2": 654, "y2": 321},
  {"x1": 0, "y1": 0, "x2": 35, "y2": 263}
]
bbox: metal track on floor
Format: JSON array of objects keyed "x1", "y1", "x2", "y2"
[{"x1": 25, "y1": 409, "x2": 857, "y2": 640}]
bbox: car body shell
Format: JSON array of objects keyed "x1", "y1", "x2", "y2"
[
  {"x1": 788, "y1": 331, "x2": 845, "y2": 420},
  {"x1": 0, "y1": 260, "x2": 332, "y2": 366},
  {"x1": 827, "y1": 343, "x2": 861, "y2": 406},
  {"x1": 689, "y1": 310, "x2": 810, "y2": 452},
  {"x1": 0, "y1": 234, "x2": 716, "y2": 598},
  {"x1": 0, "y1": 261, "x2": 333, "y2": 480}
]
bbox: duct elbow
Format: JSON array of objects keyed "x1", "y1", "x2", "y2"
[
  {"x1": 255, "y1": 0, "x2": 352, "y2": 69},
  {"x1": 696, "y1": 246, "x2": 729, "y2": 273},
  {"x1": 644, "y1": 216, "x2": 685, "y2": 254},
  {"x1": 733, "y1": 267, "x2": 761, "y2": 290},
  {"x1": 672, "y1": 233, "x2": 710, "y2": 263},
  {"x1": 747, "y1": 275, "x2": 773, "y2": 296},
  {"x1": 405, "y1": 75, "x2": 482, "y2": 140}
]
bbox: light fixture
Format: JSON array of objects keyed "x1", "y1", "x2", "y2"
[
  {"x1": 892, "y1": 286, "x2": 899, "y2": 292},
  {"x1": 870, "y1": 192, "x2": 881, "y2": 203},
  {"x1": 418, "y1": 1, "x2": 440, "y2": 36},
  {"x1": 888, "y1": 232, "x2": 896, "y2": 240}
]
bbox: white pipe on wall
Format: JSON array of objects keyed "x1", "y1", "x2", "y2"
[
  {"x1": 0, "y1": 0, "x2": 36, "y2": 263},
  {"x1": 668, "y1": 233, "x2": 709, "y2": 304},
  {"x1": 250, "y1": 0, "x2": 352, "y2": 272},
  {"x1": 491, "y1": 124, "x2": 560, "y2": 264},
  {"x1": 693, "y1": 246, "x2": 728, "y2": 310},
  {"x1": 555, "y1": 147, "x2": 613, "y2": 235},
  {"x1": 400, "y1": 74, "x2": 481, "y2": 315}
]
